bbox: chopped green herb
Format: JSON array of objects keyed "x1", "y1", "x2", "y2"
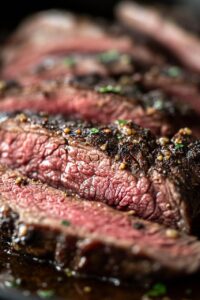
[
  {"x1": 97, "y1": 85, "x2": 122, "y2": 94},
  {"x1": 61, "y1": 220, "x2": 71, "y2": 227},
  {"x1": 97, "y1": 50, "x2": 120, "y2": 63},
  {"x1": 146, "y1": 283, "x2": 167, "y2": 297},
  {"x1": 153, "y1": 99, "x2": 164, "y2": 110},
  {"x1": 90, "y1": 128, "x2": 100, "y2": 134},
  {"x1": 175, "y1": 143, "x2": 184, "y2": 150},
  {"x1": 5, "y1": 278, "x2": 22, "y2": 288},
  {"x1": 117, "y1": 134, "x2": 123, "y2": 140},
  {"x1": 63, "y1": 57, "x2": 76, "y2": 67},
  {"x1": 65, "y1": 268, "x2": 74, "y2": 277},
  {"x1": 37, "y1": 290, "x2": 54, "y2": 298},
  {"x1": 166, "y1": 66, "x2": 182, "y2": 78},
  {"x1": 116, "y1": 119, "x2": 128, "y2": 126}
]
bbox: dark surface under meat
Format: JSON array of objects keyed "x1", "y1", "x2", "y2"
[
  {"x1": 1, "y1": 166, "x2": 200, "y2": 280},
  {"x1": 0, "y1": 112, "x2": 199, "y2": 232}
]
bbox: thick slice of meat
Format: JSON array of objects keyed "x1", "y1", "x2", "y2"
[
  {"x1": 0, "y1": 112, "x2": 200, "y2": 233},
  {"x1": 116, "y1": 1, "x2": 200, "y2": 73},
  {"x1": 1, "y1": 166, "x2": 200, "y2": 280},
  {"x1": 0, "y1": 80, "x2": 174, "y2": 136}
]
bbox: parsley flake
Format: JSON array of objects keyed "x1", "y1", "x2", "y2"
[
  {"x1": 153, "y1": 99, "x2": 164, "y2": 110},
  {"x1": 61, "y1": 220, "x2": 71, "y2": 227},
  {"x1": 5, "y1": 278, "x2": 22, "y2": 288},
  {"x1": 90, "y1": 128, "x2": 100, "y2": 134},
  {"x1": 98, "y1": 50, "x2": 120, "y2": 63},
  {"x1": 97, "y1": 85, "x2": 122, "y2": 94},
  {"x1": 166, "y1": 66, "x2": 182, "y2": 78},
  {"x1": 175, "y1": 143, "x2": 184, "y2": 150},
  {"x1": 116, "y1": 119, "x2": 128, "y2": 126},
  {"x1": 146, "y1": 283, "x2": 167, "y2": 297},
  {"x1": 37, "y1": 290, "x2": 54, "y2": 298},
  {"x1": 63, "y1": 57, "x2": 76, "y2": 67}
]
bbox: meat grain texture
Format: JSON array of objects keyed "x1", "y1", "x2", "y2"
[
  {"x1": 0, "y1": 113, "x2": 199, "y2": 233},
  {"x1": 1, "y1": 166, "x2": 200, "y2": 280}
]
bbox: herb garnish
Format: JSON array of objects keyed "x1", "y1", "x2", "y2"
[
  {"x1": 98, "y1": 50, "x2": 120, "y2": 63},
  {"x1": 153, "y1": 99, "x2": 164, "y2": 110},
  {"x1": 61, "y1": 220, "x2": 71, "y2": 227},
  {"x1": 166, "y1": 66, "x2": 182, "y2": 78},
  {"x1": 97, "y1": 85, "x2": 122, "y2": 94},
  {"x1": 90, "y1": 128, "x2": 100, "y2": 134},
  {"x1": 146, "y1": 283, "x2": 167, "y2": 297},
  {"x1": 63, "y1": 57, "x2": 76, "y2": 67},
  {"x1": 116, "y1": 119, "x2": 128, "y2": 126},
  {"x1": 37, "y1": 290, "x2": 54, "y2": 298},
  {"x1": 117, "y1": 134, "x2": 123, "y2": 140},
  {"x1": 4, "y1": 278, "x2": 22, "y2": 288},
  {"x1": 175, "y1": 143, "x2": 184, "y2": 150}
]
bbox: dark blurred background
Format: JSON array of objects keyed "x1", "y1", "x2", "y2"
[{"x1": 0, "y1": 0, "x2": 199, "y2": 33}]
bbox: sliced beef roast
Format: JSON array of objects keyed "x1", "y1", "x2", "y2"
[
  {"x1": 0, "y1": 112, "x2": 199, "y2": 232},
  {"x1": 0, "y1": 80, "x2": 174, "y2": 136},
  {"x1": 116, "y1": 1, "x2": 200, "y2": 73},
  {"x1": 1, "y1": 166, "x2": 200, "y2": 280}
]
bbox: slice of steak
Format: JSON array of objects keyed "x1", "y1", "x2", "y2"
[
  {"x1": 116, "y1": 1, "x2": 200, "y2": 73},
  {"x1": 1, "y1": 166, "x2": 200, "y2": 280},
  {"x1": 140, "y1": 65, "x2": 200, "y2": 116},
  {"x1": 1, "y1": 10, "x2": 164, "y2": 81},
  {"x1": 0, "y1": 80, "x2": 174, "y2": 136},
  {"x1": 0, "y1": 112, "x2": 200, "y2": 233}
]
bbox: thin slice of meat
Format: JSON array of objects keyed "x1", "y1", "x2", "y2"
[
  {"x1": 116, "y1": 1, "x2": 200, "y2": 73},
  {"x1": 1, "y1": 166, "x2": 200, "y2": 280},
  {"x1": 140, "y1": 65, "x2": 200, "y2": 116},
  {"x1": 1, "y1": 10, "x2": 164, "y2": 81},
  {"x1": 0, "y1": 112, "x2": 200, "y2": 233},
  {"x1": 0, "y1": 80, "x2": 174, "y2": 136}
]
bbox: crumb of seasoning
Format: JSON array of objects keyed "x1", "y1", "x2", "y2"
[
  {"x1": 37, "y1": 290, "x2": 54, "y2": 298},
  {"x1": 157, "y1": 154, "x2": 163, "y2": 161},
  {"x1": 63, "y1": 57, "x2": 76, "y2": 67},
  {"x1": 17, "y1": 113, "x2": 27, "y2": 122},
  {"x1": 119, "y1": 162, "x2": 127, "y2": 170},
  {"x1": 145, "y1": 283, "x2": 167, "y2": 298},
  {"x1": 166, "y1": 229, "x2": 179, "y2": 239},
  {"x1": 158, "y1": 137, "x2": 169, "y2": 146},
  {"x1": 83, "y1": 286, "x2": 92, "y2": 293},
  {"x1": 127, "y1": 210, "x2": 136, "y2": 216},
  {"x1": 100, "y1": 143, "x2": 107, "y2": 151},
  {"x1": 15, "y1": 176, "x2": 27, "y2": 186},
  {"x1": 97, "y1": 50, "x2": 120, "y2": 63},
  {"x1": 97, "y1": 85, "x2": 122, "y2": 94},
  {"x1": 103, "y1": 128, "x2": 111, "y2": 134},
  {"x1": 179, "y1": 127, "x2": 192, "y2": 136},
  {"x1": 61, "y1": 220, "x2": 71, "y2": 227},
  {"x1": 90, "y1": 128, "x2": 99, "y2": 134},
  {"x1": 75, "y1": 129, "x2": 82, "y2": 135},
  {"x1": 146, "y1": 107, "x2": 156, "y2": 115},
  {"x1": 63, "y1": 127, "x2": 71, "y2": 134},
  {"x1": 116, "y1": 119, "x2": 128, "y2": 126}
]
